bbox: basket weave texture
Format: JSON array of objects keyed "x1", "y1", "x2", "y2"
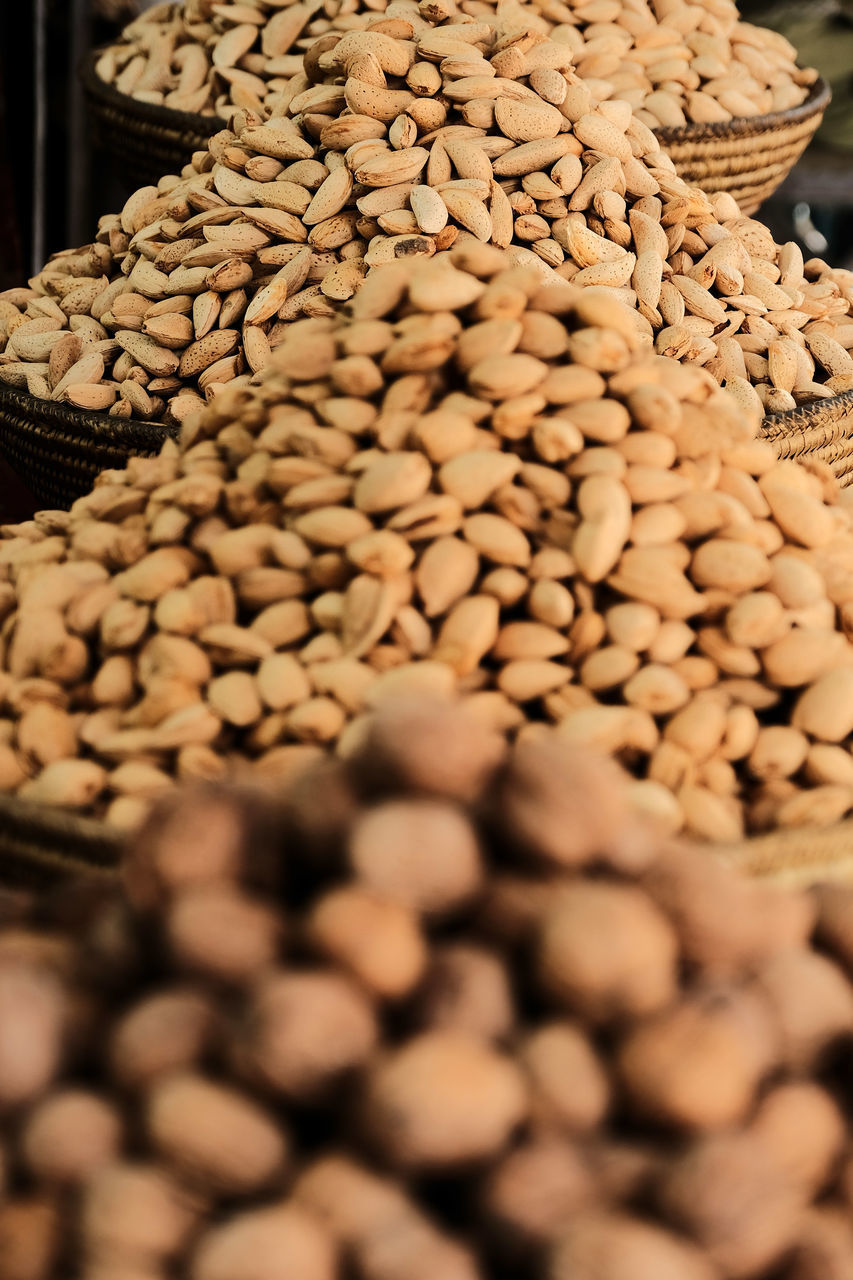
[
  {"x1": 0, "y1": 384, "x2": 174, "y2": 509},
  {"x1": 716, "y1": 820, "x2": 853, "y2": 888},
  {"x1": 655, "y1": 77, "x2": 831, "y2": 216},
  {"x1": 81, "y1": 50, "x2": 219, "y2": 188},
  {"x1": 761, "y1": 388, "x2": 853, "y2": 488},
  {"x1": 0, "y1": 795, "x2": 120, "y2": 890}
]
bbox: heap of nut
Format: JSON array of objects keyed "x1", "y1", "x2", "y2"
[
  {"x1": 274, "y1": 14, "x2": 845, "y2": 412},
  {"x1": 95, "y1": 0, "x2": 816, "y2": 128},
  {"x1": 531, "y1": 0, "x2": 816, "y2": 128},
  {"x1": 2, "y1": 249, "x2": 853, "y2": 840},
  {"x1": 95, "y1": 0, "x2": 401, "y2": 118},
  {"x1": 3, "y1": 12, "x2": 850, "y2": 423},
  {"x1": 3, "y1": 697, "x2": 853, "y2": 1280}
]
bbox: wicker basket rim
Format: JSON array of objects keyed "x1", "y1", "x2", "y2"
[
  {"x1": 761, "y1": 384, "x2": 853, "y2": 431},
  {"x1": 655, "y1": 75, "x2": 831, "y2": 145},
  {"x1": 0, "y1": 790, "x2": 121, "y2": 877},
  {"x1": 0, "y1": 383, "x2": 174, "y2": 452},
  {"x1": 81, "y1": 47, "x2": 222, "y2": 138}
]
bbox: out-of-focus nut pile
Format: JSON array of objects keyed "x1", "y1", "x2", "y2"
[
  {"x1": 5, "y1": 14, "x2": 850, "y2": 421},
  {"x1": 2, "y1": 699, "x2": 853, "y2": 1280},
  {"x1": 1, "y1": 251, "x2": 853, "y2": 840},
  {"x1": 95, "y1": 0, "x2": 816, "y2": 129}
]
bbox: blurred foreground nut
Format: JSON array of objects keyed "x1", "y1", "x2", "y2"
[
  {"x1": 9, "y1": 698, "x2": 853, "y2": 1276},
  {"x1": 110, "y1": 989, "x2": 215, "y2": 1090},
  {"x1": 365, "y1": 1030, "x2": 528, "y2": 1169},
  {"x1": 812, "y1": 882, "x2": 853, "y2": 974},
  {"x1": 483, "y1": 1139, "x2": 597, "y2": 1247},
  {"x1": 307, "y1": 886, "x2": 427, "y2": 1000},
  {"x1": 413, "y1": 944, "x2": 514, "y2": 1040},
  {"x1": 657, "y1": 1131, "x2": 806, "y2": 1278},
  {"x1": 751, "y1": 948, "x2": 853, "y2": 1069},
  {"x1": 783, "y1": 1208, "x2": 853, "y2": 1280},
  {"x1": 124, "y1": 787, "x2": 273, "y2": 912},
  {"x1": 349, "y1": 799, "x2": 483, "y2": 916},
  {"x1": 549, "y1": 1211, "x2": 717, "y2": 1280},
  {"x1": 750, "y1": 1083, "x2": 845, "y2": 1196},
  {"x1": 0, "y1": 1198, "x2": 60, "y2": 1280},
  {"x1": 166, "y1": 885, "x2": 282, "y2": 983},
  {"x1": 618, "y1": 987, "x2": 777, "y2": 1130},
  {"x1": 642, "y1": 844, "x2": 815, "y2": 974},
  {"x1": 22, "y1": 1090, "x2": 121, "y2": 1184},
  {"x1": 349, "y1": 698, "x2": 504, "y2": 803},
  {"x1": 537, "y1": 882, "x2": 678, "y2": 1023},
  {"x1": 82, "y1": 1162, "x2": 200, "y2": 1263},
  {"x1": 521, "y1": 1022, "x2": 610, "y2": 1134},
  {"x1": 355, "y1": 1213, "x2": 482, "y2": 1280},
  {"x1": 491, "y1": 738, "x2": 651, "y2": 873},
  {"x1": 294, "y1": 1156, "x2": 481, "y2": 1280},
  {"x1": 190, "y1": 1204, "x2": 336, "y2": 1280},
  {"x1": 245, "y1": 970, "x2": 378, "y2": 1099},
  {"x1": 293, "y1": 1155, "x2": 416, "y2": 1248},
  {"x1": 147, "y1": 1073, "x2": 287, "y2": 1196},
  {"x1": 0, "y1": 963, "x2": 66, "y2": 1107}
]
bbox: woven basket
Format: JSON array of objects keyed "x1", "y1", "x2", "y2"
[
  {"x1": 761, "y1": 388, "x2": 853, "y2": 487},
  {"x1": 0, "y1": 384, "x2": 174, "y2": 509},
  {"x1": 81, "y1": 50, "x2": 219, "y2": 189},
  {"x1": 715, "y1": 820, "x2": 853, "y2": 889},
  {"x1": 655, "y1": 77, "x2": 831, "y2": 217},
  {"x1": 0, "y1": 794, "x2": 120, "y2": 891}
]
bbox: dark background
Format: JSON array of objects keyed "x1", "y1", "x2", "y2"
[
  {"x1": 0, "y1": 0, "x2": 139, "y2": 518},
  {"x1": 0, "y1": 0, "x2": 139, "y2": 293}
]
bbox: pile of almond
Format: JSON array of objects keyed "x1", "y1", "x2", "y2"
[
  {"x1": 273, "y1": 16, "x2": 845, "y2": 413},
  {"x1": 95, "y1": 0, "x2": 392, "y2": 118},
  {"x1": 2, "y1": 697, "x2": 853, "y2": 1280},
  {"x1": 4, "y1": 14, "x2": 849, "y2": 423},
  {"x1": 1, "y1": 250, "x2": 853, "y2": 842},
  {"x1": 518, "y1": 0, "x2": 817, "y2": 128},
  {"x1": 96, "y1": 0, "x2": 816, "y2": 130}
]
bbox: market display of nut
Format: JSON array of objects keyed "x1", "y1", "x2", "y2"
[
  {"x1": 2, "y1": 10, "x2": 849, "y2": 423},
  {"x1": 1, "y1": 249, "x2": 853, "y2": 841},
  {"x1": 541, "y1": 0, "x2": 815, "y2": 128},
  {"x1": 95, "y1": 0, "x2": 816, "y2": 129},
  {"x1": 4, "y1": 0, "x2": 853, "y2": 1271},
  {"x1": 2, "y1": 698, "x2": 853, "y2": 1280},
  {"x1": 276, "y1": 14, "x2": 844, "y2": 411},
  {"x1": 95, "y1": 0, "x2": 392, "y2": 118}
]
